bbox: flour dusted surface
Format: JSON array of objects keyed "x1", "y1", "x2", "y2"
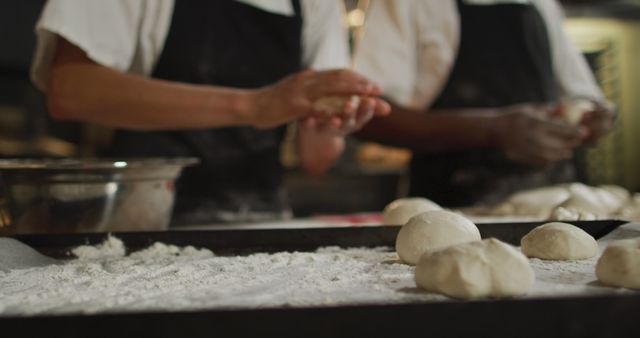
[
  {"x1": 1, "y1": 224, "x2": 639, "y2": 316},
  {"x1": 0, "y1": 241, "x2": 442, "y2": 315}
]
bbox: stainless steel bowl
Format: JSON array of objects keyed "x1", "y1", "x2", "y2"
[{"x1": 0, "y1": 158, "x2": 198, "y2": 234}]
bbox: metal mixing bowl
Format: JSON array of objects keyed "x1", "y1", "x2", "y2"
[{"x1": 0, "y1": 158, "x2": 198, "y2": 234}]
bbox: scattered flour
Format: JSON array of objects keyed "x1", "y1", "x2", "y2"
[
  {"x1": 72, "y1": 236, "x2": 126, "y2": 260},
  {"x1": 1, "y1": 224, "x2": 639, "y2": 316}
]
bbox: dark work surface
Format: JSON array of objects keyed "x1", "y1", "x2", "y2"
[
  {"x1": 2, "y1": 293, "x2": 640, "y2": 338},
  {"x1": 3, "y1": 220, "x2": 638, "y2": 338}
]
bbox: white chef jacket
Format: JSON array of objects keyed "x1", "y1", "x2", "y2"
[
  {"x1": 31, "y1": 0, "x2": 350, "y2": 91},
  {"x1": 355, "y1": 0, "x2": 605, "y2": 109}
]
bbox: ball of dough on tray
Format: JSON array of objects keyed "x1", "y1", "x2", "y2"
[
  {"x1": 395, "y1": 210, "x2": 480, "y2": 265},
  {"x1": 596, "y1": 185, "x2": 631, "y2": 212},
  {"x1": 596, "y1": 238, "x2": 640, "y2": 289},
  {"x1": 491, "y1": 186, "x2": 570, "y2": 218},
  {"x1": 383, "y1": 197, "x2": 442, "y2": 225},
  {"x1": 521, "y1": 222, "x2": 597, "y2": 260},
  {"x1": 312, "y1": 95, "x2": 360, "y2": 115},
  {"x1": 415, "y1": 238, "x2": 534, "y2": 299},
  {"x1": 616, "y1": 193, "x2": 640, "y2": 221},
  {"x1": 542, "y1": 183, "x2": 612, "y2": 221},
  {"x1": 564, "y1": 183, "x2": 616, "y2": 216},
  {"x1": 549, "y1": 206, "x2": 597, "y2": 222}
]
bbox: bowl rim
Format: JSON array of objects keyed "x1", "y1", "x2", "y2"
[{"x1": 0, "y1": 157, "x2": 200, "y2": 170}]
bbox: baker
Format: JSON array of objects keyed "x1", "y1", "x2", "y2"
[
  {"x1": 355, "y1": 0, "x2": 614, "y2": 207},
  {"x1": 31, "y1": 0, "x2": 390, "y2": 225}
]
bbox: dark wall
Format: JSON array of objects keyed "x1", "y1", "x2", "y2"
[
  {"x1": 0, "y1": 1, "x2": 45, "y2": 74},
  {"x1": 0, "y1": 1, "x2": 82, "y2": 151}
]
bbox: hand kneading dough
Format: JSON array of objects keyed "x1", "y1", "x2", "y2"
[
  {"x1": 521, "y1": 222, "x2": 597, "y2": 260},
  {"x1": 596, "y1": 238, "x2": 640, "y2": 289},
  {"x1": 395, "y1": 210, "x2": 480, "y2": 265},
  {"x1": 312, "y1": 95, "x2": 360, "y2": 115},
  {"x1": 415, "y1": 238, "x2": 534, "y2": 299},
  {"x1": 383, "y1": 197, "x2": 442, "y2": 225}
]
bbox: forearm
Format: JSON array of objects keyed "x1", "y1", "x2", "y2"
[
  {"x1": 48, "y1": 62, "x2": 254, "y2": 131},
  {"x1": 296, "y1": 127, "x2": 345, "y2": 176},
  {"x1": 47, "y1": 37, "x2": 388, "y2": 132},
  {"x1": 355, "y1": 104, "x2": 501, "y2": 152}
]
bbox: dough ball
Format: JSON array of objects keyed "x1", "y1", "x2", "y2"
[
  {"x1": 545, "y1": 184, "x2": 606, "y2": 221},
  {"x1": 521, "y1": 222, "x2": 597, "y2": 260},
  {"x1": 564, "y1": 183, "x2": 612, "y2": 216},
  {"x1": 597, "y1": 185, "x2": 631, "y2": 210},
  {"x1": 561, "y1": 98, "x2": 594, "y2": 126},
  {"x1": 395, "y1": 210, "x2": 480, "y2": 265},
  {"x1": 312, "y1": 95, "x2": 360, "y2": 115},
  {"x1": 616, "y1": 193, "x2": 640, "y2": 221},
  {"x1": 596, "y1": 238, "x2": 640, "y2": 289},
  {"x1": 415, "y1": 238, "x2": 534, "y2": 299},
  {"x1": 492, "y1": 185, "x2": 570, "y2": 218},
  {"x1": 547, "y1": 183, "x2": 629, "y2": 221},
  {"x1": 383, "y1": 197, "x2": 442, "y2": 225},
  {"x1": 549, "y1": 206, "x2": 597, "y2": 221}
]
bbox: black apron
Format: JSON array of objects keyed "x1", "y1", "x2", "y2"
[
  {"x1": 105, "y1": 0, "x2": 303, "y2": 225},
  {"x1": 409, "y1": 0, "x2": 574, "y2": 207}
]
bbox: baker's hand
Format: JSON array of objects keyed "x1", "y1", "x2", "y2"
[
  {"x1": 493, "y1": 103, "x2": 587, "y2": 167},
  {"x1": 299, "y1": 97, "x2": 390, "y2": 136},
  {"x1": 580, "y1": 100, "x2": 616, "y2": 145},
  {"x1": 249, "y1": 69, "x2": 384, "y2": 129}
]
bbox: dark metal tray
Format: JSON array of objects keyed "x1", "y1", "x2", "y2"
[
  {"x1": 2, "y1": 220, "x2": 639, "y2": 338},
  {"x1": 9, "y1": 220, "x2": 628, "y2": 257}
]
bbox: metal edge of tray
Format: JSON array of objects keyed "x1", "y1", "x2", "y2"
[
  {"x1": 1, "y1": 293, "x2": 639, "y2": 338},
  {"x1": 9, "y1": 220, "x2": 629, "y2": 258}
]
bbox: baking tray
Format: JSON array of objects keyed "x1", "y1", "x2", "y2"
[
  {"x1": 8, "y1": 220, "x2": 628, "y2": 257},
  {"x1": 2, "y1": 220, "x2": 640, "y2": 338}
]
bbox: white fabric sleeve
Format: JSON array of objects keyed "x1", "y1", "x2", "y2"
[
  {"x1": 355, "y1": 0, "x2": 420, "y2": 107},
  {"x1": 355, "y1": 0, "x2": 459, "y2": 109},
  {"x1": 534, "y1": 0, "x2": 605, "y2": 100},
  {"x1": 301, "y1": 0, "x2": 350, "y2": 70},
  {"x1": 412, "y1": 0, "x2": 460, "y2": 109},
  {"x1": 30, "y1": 0, "x2": 174, "y2": 92}
]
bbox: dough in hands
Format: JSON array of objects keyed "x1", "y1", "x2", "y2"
[
  {"x1": 312, "y1": 95, "x2": 360, "y2": 116},
  {"x1": 561, "y1": 98, "x2": 594, "y2": 126},
  {"x1": 395, "y1": 210, "x2": 480, "y2": 265},
  {"x1": 415, "y1": 238, "x2": 534, "y2": 299},
  {"x1": 596, "y1": 238, "x2": 640, "y2": 289},
  {"x1": 521, "y1": 222, "x2": 597, "y2": 260},
  {"x1": 383, "y1": 197, "x2": 442, "y2": 225}
]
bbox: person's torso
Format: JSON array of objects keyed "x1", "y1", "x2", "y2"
[
  {"x1": 409, "y1": 0, "x2": 574, "y2": 207},
  {"x1": 106, "y1": 0, "x2": 304, "y2": 225}
]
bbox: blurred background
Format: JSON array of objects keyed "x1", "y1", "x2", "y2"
[{"x1": 1, "y1": 0, "x2": 639, "y2": 216}]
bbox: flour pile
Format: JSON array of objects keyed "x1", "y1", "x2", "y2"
[{"x1": 0, "y1": 239, "x2": 432, "y2": 315}]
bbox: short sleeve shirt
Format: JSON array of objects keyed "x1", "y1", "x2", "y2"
[{"x1": 31, "y1": 0, "x2": 351, "y2": 91}]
